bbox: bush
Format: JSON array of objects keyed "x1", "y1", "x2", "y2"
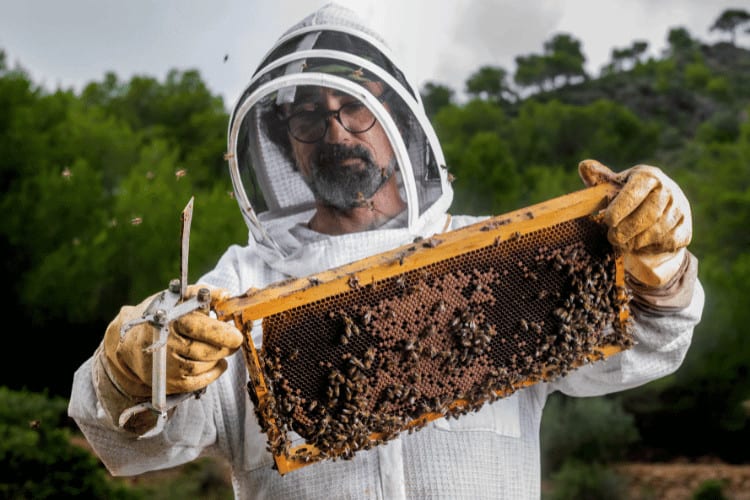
[
  {"x1": 541, "y1": 393, "x2": 639, "y2": 476},
  {"x1": 546, "y1": 460, "x2": 628, "y2": 500},
  {"x1": 692, "y1": 478, "x2": 729, "y2": 500},
  {"x1": 0, "y1": 386, "x2": 140, "y2": 499}
]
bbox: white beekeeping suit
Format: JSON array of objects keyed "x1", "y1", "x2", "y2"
[{"x1": 68, "y1": 3, "x2": 704, "y2": 499}]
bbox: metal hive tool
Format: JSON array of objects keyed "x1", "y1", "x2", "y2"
[{"x1": 214, "y1": 182, "x2": 635, "y2": 475}]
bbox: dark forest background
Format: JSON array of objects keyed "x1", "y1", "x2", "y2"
[{"x1": 2, "y1": 8, "x2": 749, "y2": 499}]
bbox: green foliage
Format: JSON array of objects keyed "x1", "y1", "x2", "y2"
[
  {"x1": 710, "y1": 9, "x2": 750, "y2": 45},
  {"x1": 0, "y1": 386, "x2": 140, "y2": 499},
  {"x1": 692, "y1": 479, "x2": 729, "y2": 500},
  {"x1": 514, "y1": 32, "x2": 587, "y2": 92},
  {"x1": 465, "y1": 65, "x2": 517, "y2": 104},
  {"x1": 541, "y1": 394, "x2": 640, "y2": 476},
  {"x1": 0, "y1": 58, "x2": 245, "y2": 395},
  {"x1": 515, "y1": 53, "x2": 552, "y2": 92},
  {"x1": 545, "y1": 461, "x2": 628, "y2": 500},
  {"x1": 684, "y1": 61, "x2": 712, "y2": 90},
  {"x1": 605, "y1": 40, "x2": 649, "y2": 74},
  {"x1": 667, "y1": 27, "x2": 699, "y2": 58},
  {"x1": 544, "y1": 33, "x2": 588, "y2": 86},
  {"x1": 509, "y1": 99, "x2": 659, "y2": 170},
  {"x1": 0, "y1": 386, "x2": 233, "y2": 498},
  {"x1": 134, "y1": 458, "x2": 234, "y2": 500},
  {"x1": 420, "y1": 81, "x2": 455, "y2": 119},
  {"x1": 448, "y1": 131, "x2": 520, "y2": 214}
]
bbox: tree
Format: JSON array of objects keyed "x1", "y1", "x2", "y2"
[
  {"x1": 631, "y1": 40, "x2": 649, "y2": 63},
  {"x1": 420, "y1": 82, "x2": 454, "y2": 118},
  {"x1": 543, "y1": 33, "x2": 587, "y2": 86},
  {"x1": 604, "y1": 41, "x2": 649, "y2": 75},
  {"x1": 710, "y1": 8, "x2": 750, "y2": 45},
  {"x1": 514, "y1": 54, "x2": 551, "y2": 93},
  {"x1": 464, "y1": 65, "x2": 517, "y2": 105},
  {"x1": 666, "y1": 27, "x2": 698, "y2": 61},
  {"x1": 514, "y1": 33, "x2": 587, "y2": 93}
]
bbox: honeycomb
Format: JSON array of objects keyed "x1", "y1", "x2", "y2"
[{"x1": 242, "y1": 213, "x2": 634, "y2": 472}]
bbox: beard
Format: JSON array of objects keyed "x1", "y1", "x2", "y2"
[{"x1": 305, "y1": 143, "x2": 396, "y2": 210}]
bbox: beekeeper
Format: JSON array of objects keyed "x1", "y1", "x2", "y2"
[{"x1": 69, "y1": 3, "x2": 704, "y2": 499}]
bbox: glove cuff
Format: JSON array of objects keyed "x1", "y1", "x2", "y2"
[
  {"x1": 624, "y1": 248, "x2": 687, "y2": 287},
  {"x1": 626, "y1": 250, "x2": 697, "y2": 313},
  {"x1": 93, "y1": 345, "x2": 159, "y2": 433}
]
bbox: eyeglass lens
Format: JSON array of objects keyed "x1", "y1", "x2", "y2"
[{"x1": 287, "y1": 100, "x2": 378, "y2": 143}]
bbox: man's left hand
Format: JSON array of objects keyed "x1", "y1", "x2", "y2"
[{"x1": 578, "y1": 159, "x2": 692, "y2": 287}]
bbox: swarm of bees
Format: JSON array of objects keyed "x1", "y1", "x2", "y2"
[{"x1": 251, "y1": 215, "x2": 634, "y2": 469}]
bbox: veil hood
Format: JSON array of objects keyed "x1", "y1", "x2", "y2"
[{"x1": 226, "y1": 2, "x2": 453, "y2": 257}]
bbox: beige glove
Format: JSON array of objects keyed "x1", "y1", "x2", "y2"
[
  {"x1": 579, "y1": 159, "x2": 692, "y2": 287},
  {"x1": 103, "y1": 285, "x2": 243, "y2": 398}
]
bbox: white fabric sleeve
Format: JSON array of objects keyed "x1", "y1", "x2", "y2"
[{"x1": 67, "y1": 350, "x2": 233, "y2": 476}]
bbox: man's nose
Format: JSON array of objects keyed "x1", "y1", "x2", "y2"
[{"x1": 323, "y1": 112, "x2": 352, "y2": 143}]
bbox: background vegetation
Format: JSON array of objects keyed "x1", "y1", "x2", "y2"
[{"x1": 2, "y1": 8, "x2": 749, "y2": 498}]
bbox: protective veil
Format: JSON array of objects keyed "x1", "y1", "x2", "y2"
[
  {"x1": 226, "y1": 2, "x2": 453, "y2": 268},
  {"x1": 68, "y1": 4, "x2": 704, "y2": 499}
]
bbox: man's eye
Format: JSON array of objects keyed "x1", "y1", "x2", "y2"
[{"x1": 344, "y1": 100, "x2": 365, "y2": 110}]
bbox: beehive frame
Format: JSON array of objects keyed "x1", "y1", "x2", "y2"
[{"x1": 215, "y1": 182, "x2": 634, "y2": 474}]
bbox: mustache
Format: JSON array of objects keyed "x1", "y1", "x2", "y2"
[{"x1": 316, "y1": 143, "x2": 374, "y2": 166}]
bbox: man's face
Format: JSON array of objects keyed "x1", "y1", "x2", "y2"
[{"x1": 286, "y1": 83, "x2": 398, "y2": 210}]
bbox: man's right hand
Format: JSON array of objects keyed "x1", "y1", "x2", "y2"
[{"x1": 102, "y1": 285, "x2": 243, "y2": 398}]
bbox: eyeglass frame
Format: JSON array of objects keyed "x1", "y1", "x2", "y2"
[{"x1": 282, "y1": 88, "x2": 392, "y2": 144}]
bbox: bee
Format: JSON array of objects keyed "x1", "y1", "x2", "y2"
[
  {"x1": 422, "y1": 237, "x2": 441, "y2": 248},
  {"x1": 432, "y1": 300, "x2": 446, "y2": 314},
  {"x1": 362, "y1": 310, "x2": 373, "y2": 325},
  {"x1": 354, "y1": 191, "x2": 375, "y2": 210}
]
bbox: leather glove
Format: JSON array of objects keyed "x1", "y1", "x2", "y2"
[
  {"x1": 103, "y1": 284, "x2": 243, "y2": 398},
  {"x1": 578, "y1": 159, "x2": 692, "y2": 287}
]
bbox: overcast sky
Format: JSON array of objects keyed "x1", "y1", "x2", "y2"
[{"x1": 1, "y1": 0, "x2": 748, "y2": 109}]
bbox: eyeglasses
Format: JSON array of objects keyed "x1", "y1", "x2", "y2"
[{"x1": 285, "y1": 90, "x2": 390, "y2": 144}]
